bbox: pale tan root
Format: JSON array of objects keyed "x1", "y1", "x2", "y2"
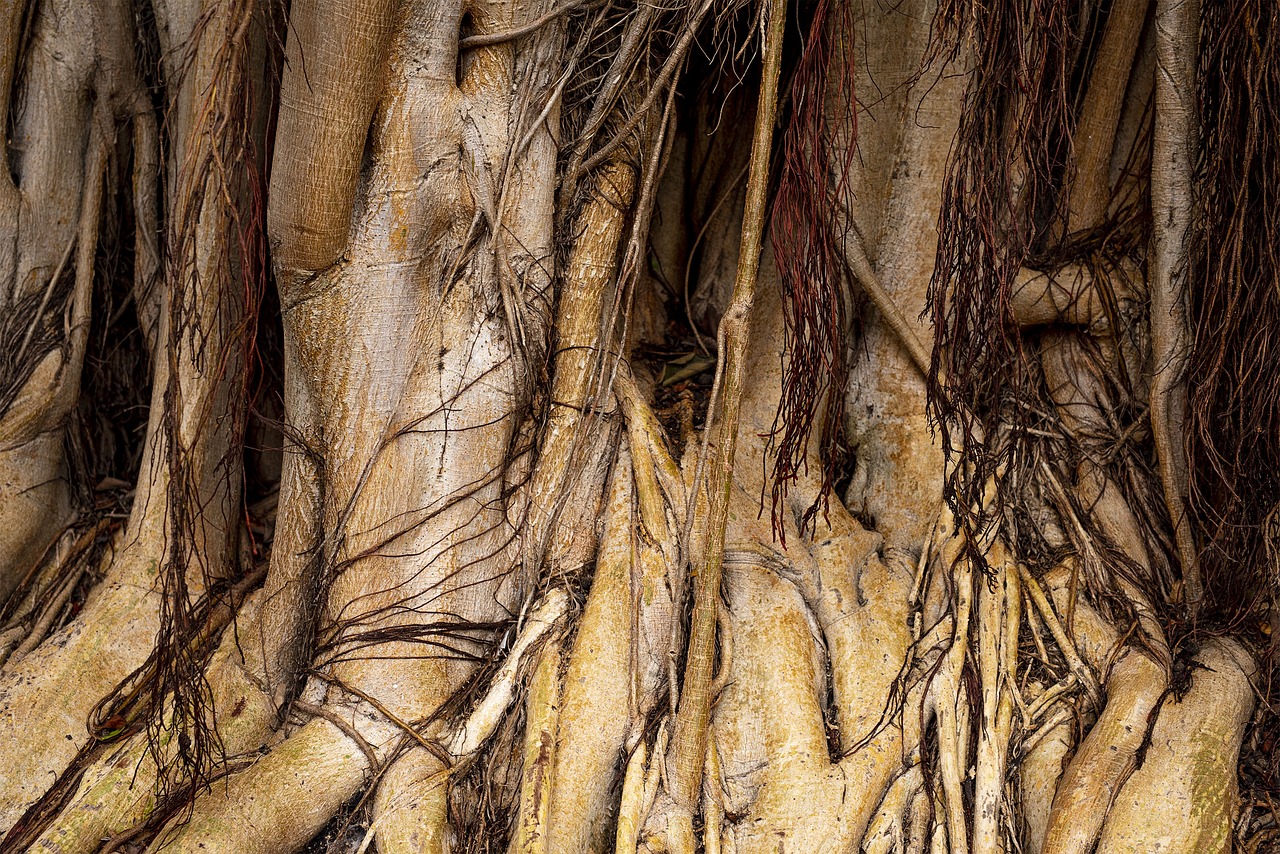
[
  {"x1": 1095, "y1": 638, "x2": 1256, "y2": 853},
  {"x1": 30, "y1": 378, "x2": 328, "y2": 849},
  {"x1": 862, "y1": 763, "x2": 925, "y2": 854},
  {"x1": 662, "y1": 0, "x2": 786, "y2": 843},
  {"x1": 1009, "y1": 261, "x2": 1139, "y2": 329},
  {"x1": 1018, "y1": 694, "x2": 1074, "y2": 854},
  {"x1": 146, "y1": 713, "x2": 399, "y2": 854},
  {"x1": 446, "y1": 590, "x2": 571, "y2": 757},
  {"x1": 1148, "y1": 0, "x2": 1202, "y2": 606},
  {"x1": 0, "y1": 525, "x2": 85, "y2": 670},
  {"x1": 1063, "y1": 0, "x2": 1148, "y2": 234},
  {"x1": 703, "y1": 557, "x2": 911, "y2": 854},
  {"x1": 0, "y1": 121, "x2": 133, "y2": 830},
  {"x1": 0, "y1": 0, "x2": 262, "y2": 826},
  {"x1": 1039, "y1": 571, "x2": 1166, "y2": 854},
  {"x1": 617, "y1": 722, "x2": 667, "y2": 854},
  {"x1": 509, "y1": 638, "x2": 563, "y2": 854},
  {"x1": 522, "y1": 157, "x2": 635, "y2": 580},
  {"x1": 368, "y1": 752, "x2": 450, "y2": 854},
  {"x1": 616, "y1": 739, "x2": 651, "y2": 854},
  {"x1": 504, "y1": 142, "x2": 655, "y2": 851},
  {"x1": 840, "y1": 0, "x2": 964, "y2": 552},
  {"x1": 0, "y1": 0, "x2": 104, "y2": 606},
  {"x1": 147, "y1": 589, "x2": 567, "y2": 854},
  {"x1": 701, "y1": 736, "x2": 725, "y2": 854},
  {"x1": 263, "y1": 3, "x2": 564, "y2": 851},
  {"x1": 542, "y1": 450, "x2": 641, "y2": 853},
  {"x1": 266, "y1": 0, "x2": 399, "y2": 275},
  {"x1": 369, "y1": 594, "x2": 569, "y2": 854},
  {"x1": 28, "y1": 593, "x2": 280, "y2": 854},
  {"x1": 644, "y1": 197, "x2": 914, "y2": 854},
  {"x1": 971, "y1": 542, "x2": 1021, "y2": 854},
  {"x1": 1018, "y1": 566, "x2": 1102, "y2": 703},
  {"x1": 930, "y1": 555, "x2": 973, "y2": 854},
  {"x1": 1038, "y1": 568, "x2": 1258, "y2": 852}
]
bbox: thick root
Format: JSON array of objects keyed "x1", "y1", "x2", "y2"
[
  {"x1": 1040, "y1": 649, "x2": 1165, "y2": 854},
  {"x1": 1018, "y1": 695, "x2": 1074, "y2": 854},
  {"x1": 543, "y1": 451, "x2": 639, "y2": 852},
  {"x1": 26, "y1": 592, "x2": 281, "y2": 854},
  {"x1": 1095, "y1": 638, "x2": 1255, "y2": 853},
  {"x1": 146, "y1": 713, "x2": 394, "y2": 854},
  {"x1": 1032, "y1": 566, "x2": 1253, "y2": 854},
  {"x1": 509, "y1": 638, "x2": 564, "y2": 854},
  {"x1": 369, "y1": 750, "x2": 451, "y2": 854},
  {"x1": 0, "y1": 543, "x2": 166, "y2": 831}
]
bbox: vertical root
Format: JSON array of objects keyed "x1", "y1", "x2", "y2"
[
  {"x1": 971, "y1": 541, "x2": 1020, "y2": 854},
  {"x1": 1148, "y1": 0, "x2": 1203, "y2": 608},
  {"x1": 543, "y1": 452, "x2": 637, "y2": 852},
  {"x1": 664, "y1": 0, "x2": 786, "y2": 823},
  {"x1": 509, "y1": 637, "x2": 563, "y2": 854}
]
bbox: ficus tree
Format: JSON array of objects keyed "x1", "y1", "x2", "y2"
[{"x1": 0, "y1": 0, "x2": 1276, "y2": 852}]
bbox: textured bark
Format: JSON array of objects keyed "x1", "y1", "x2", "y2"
[{"x1": 0, "y1": 1, "x2": 1271, "y2": 852}]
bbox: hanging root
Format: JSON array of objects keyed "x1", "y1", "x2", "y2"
[
  {"x1": 1185, "y1": 0, "x2": 1280, "y2": 622},
  {"x1": 1148, "y1": 0, "x2": 1202, "y2": 608},
  {"x1": 662, "y1": 0, "x2": 786, "y2": 843}
]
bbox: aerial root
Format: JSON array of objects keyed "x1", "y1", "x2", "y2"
[
  {"x1": 544, "y1": 443, "x2": 676, "y2": 852},
  {"x1": 662, "y1": 0, "x2": 786, "y2": 839},
  {"x1": 616, "y1": 721, "x2": 668, "y2": 854},
  {"x1": 615, "y1": 738, "x2": 650, "y2": 854},
  {"x1": 1019, "y1": 694, "x2": 1074, "y2": 854},
  {"x1": 509, "y1": 637, "x2": 563, "y2": 854},
  {"x1": 1032, "y1": 568, "x2": 1257, "y2": 853},
  {"x1": 972, "y1": 542, "x2": 1020, "y2": 854},
  {"x1": 372, "y1": 590, "x2": 572, "y2": 853},
  {"x1": 1018, "y1": 565, "x2": 1102, "y2": 705},
  {"x1": 368, "y1": 749, "x2": 451, "y2": 854},
  {"x1": 445, "y1": 589, "x2": 569, "y2": 757},
  {"x1": 926, "y1": 529, "x2": 974, "y2": 854},
  {"x1": 1148, "y1": 0, "x2": 1203, "y2": 608},
  {"x1": 701, "y1": 735, "x2": 726, "y2": 854}
]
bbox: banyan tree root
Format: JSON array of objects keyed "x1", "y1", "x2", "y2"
[
  {"x1": 1032, "y1": 567, "x2": 1257, "y2": 854},
  {"x1": 1148, "y1": 0, "x2": 1203, "y2": 607},
  {"x1": 0, "y1": 0, "x2": 266, "y2": 826},
  {"x1": 140, "y1": 589, "x2": 568, "y2": 854},
  {"x1": 2, "y1": 2, "x2": 1272, "y2": 853},
  {"x1": 660, "y1": 0, "x2": 787, "y2": 846}
]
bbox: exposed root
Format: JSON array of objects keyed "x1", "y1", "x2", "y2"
[
  {"x1": 1096, "y1": 638, "x2": 1256, "y2": 852},
  {"x1": 543, "y1": 450, "x2": 644, "y2": 852},
  {"x1": 1148, "y1": 0, "x2": 1203, "y2": 608},
  {"x1": 446, "y1": 590, "x2": 571, "y2": 758},
  {"x1": 508, "y1": 637, "x2": 562, "y2": 854},
  {"x1": 862, "y1": 761, "x2": 925, "y2": 854},
  {"x1": 972, "y1": 542, "x2": 1020, "y2": 854},
  {"x1": 663, "y1": 0, "x2": 785, "y2": 829},
  {"x1": 1018, "y1": 566, "x2": 1102, "y2": 705}
]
